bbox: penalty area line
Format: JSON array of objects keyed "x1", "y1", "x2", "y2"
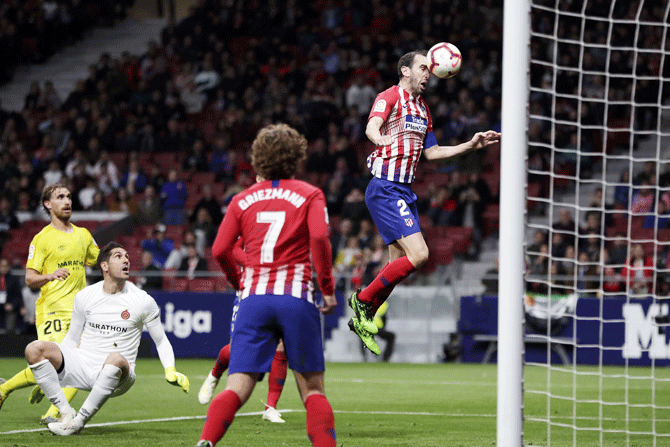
[{"x1": 0, "y1": 409, "x2": 495, "y2": 435}]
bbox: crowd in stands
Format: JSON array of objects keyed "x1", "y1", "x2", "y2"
[
  {"x1": 0, "y1": 0, "x2": 134, "y2": 84},
  {"x1": 0, "y1": 0, "x2": 507, "y2": 295},
  {"x1": 0, "y1": 0, "x2": 667, "y2": 306}
]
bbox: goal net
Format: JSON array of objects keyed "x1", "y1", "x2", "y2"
[{"x1": 523, "y1": 1, "x2": 670, "y2": 445}]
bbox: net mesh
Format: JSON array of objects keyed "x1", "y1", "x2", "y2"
[{"x1": 524, "y1": 1, "x2": 670, "y2": 445}]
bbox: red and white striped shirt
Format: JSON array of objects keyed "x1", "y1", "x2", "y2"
[
  {"x1": 212, "y1": 179, "x2": 334, "y2": 304},
  {"x1": 367, "y1": 85, "x2": 433, "y2": 183}
]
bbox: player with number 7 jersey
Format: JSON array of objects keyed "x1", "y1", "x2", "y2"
[
  {"x1": 196, "y1": 123, "x2": 336, "y2": 447},
  {"x1": 218, "y1": 179, "x2": 331, "y2": 303}
]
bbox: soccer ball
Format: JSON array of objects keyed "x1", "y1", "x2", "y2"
[{"x1": 426, "y1": 42, "x2": 462, "y2": 79}]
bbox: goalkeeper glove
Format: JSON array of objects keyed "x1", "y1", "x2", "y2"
[{"x1": 165, "y1": 366, "x2": 190, "y2": 393}]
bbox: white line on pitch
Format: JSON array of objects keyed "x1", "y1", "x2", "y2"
[{"x1": 0, "y1": 409, "x2": 493, "y2": 435}]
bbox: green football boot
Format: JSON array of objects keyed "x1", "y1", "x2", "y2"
[
  {"x1": 348, "y1": 318, "x2": 381, "y2": 355},
  {"x1": 348, "y1": 290, "x2": 378, "y2": 334}
]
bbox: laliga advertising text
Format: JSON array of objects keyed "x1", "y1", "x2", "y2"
[
  {"x1": 622, "y1": 302, "x2": 670, "y2": 359},
  {"x1": 162, "y1": 302, "x2": 212, "y2": 338}
]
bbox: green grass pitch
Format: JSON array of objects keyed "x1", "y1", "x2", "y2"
[{"x1": 1, "y1": 358, "x2": 668, "y2": 446}]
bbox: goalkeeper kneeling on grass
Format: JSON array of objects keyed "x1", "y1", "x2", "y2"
[{"x1": 23, "y1": 242, "x2": 190, "y2": 436}]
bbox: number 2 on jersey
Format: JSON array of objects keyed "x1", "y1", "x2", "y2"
[
  {"x1": 257, "y1": 211, "x2": 286, "y2": 263},
  {"x1": 397, "y1": 199, "x2": 410, "y2": 216}
]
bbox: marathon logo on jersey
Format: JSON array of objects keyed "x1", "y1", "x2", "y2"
[
  {"x1": 238, "y1": 188, "x2": 306, "y2": 211},
  {"x1": 88, "y1": 322, "x2": 128, "y2": 333},
  {"x1": 405, "y1": 218, "x2": 414, "y2": 227},
  {"x1": 57, "y1": 260, "x2": 84, "y2": 269},
  {"x1": 404, "y1": 115, "x2": 427, "y2": 133}
]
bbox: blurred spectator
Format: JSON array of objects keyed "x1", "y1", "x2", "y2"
[
  {"x1": 334, "y1": 236, "x2": 362, "y2": 290},
  {"x1": 139, "y1": 122, "x2": 156, "y2": 152},
  {"x1": 452, "y1": 171, "x2": 492, "y2": 259},
  {"x1": 160, "y1": 169, "x2": 188, "y2": 226},
  {"x1": 527, "y1": 243, "x2": 549, "y2": 294},
  {"x1": 136, "y1": 251, "x2": 163, "y2": 291},
  {"x1": 190, "y1": 184, "x2": 223, "y2": 226},
  {"x1": 165, "y1": 229, "x2": 200, "y2": 270},
  {"x1": 178, "y1": 242, "x2": 208, "y2": 280},
  {"x1": 600, "y1": 248, "x2": 623, "y2": 295},
  {"x1": 0, "y1": 197, "x2": 19, "y2": 252},
  {"x1": 330, "y1": 217, "x2": 353, "y2": 262},
  {"x1": 43, "y1": 159, "x2": 64, "y2": 186},
  {"x1": 643, "y1": 199, "x2": 670, "y2": 229},
  {"x1": 115, "y1": 123, "x2": 141, "y2": 153},
  {"x1": 193, "y1": 207, "x2": 217, "y2": 248},
  {"x1": 357, "y1": 219, "x2": 375, "y2": 250},
  {"x1": 527, "y1": 229, "x2": 547, "y2": 262},
  {"x1": 193, "y1": 56, "x2": 220, "y2": 97},
  {"x1": 553, "y1": 209, "x2": 576, "y2": 248},
  {"x1": 182, "y1": 139, "x2": 209, "y2": 176},
  {"x1": 108, "y1": 188, "x2": 137, "y2": 214},
  {"x1": 141, "y1": 223, "x2": 174, "y2": 269},
  {"x1": 427, "y1": 185, "x2": 457, "y2": 226},
  {"x1": 78, "y1": 179, "x2": 98, "y2": 210},
  {"x1": 609, "y1": 233, "x2": 629, "y2": 265},
  {"x1": 146, "y1": 164, "x2": 166, "y2": 192},
  {"x1": 120, "y1": 158, "x2": 148, "y2": 194},
  {"x1": 89, "y1": 190, "x2": 109, "y2": 211},
  {"x1": 340, "y1": 187, "x2": 369, "y2": 232},
  {"x1": 0, "y1": 258, "x2": 23, "y2": 334},
  {"x1": 621, "y1": 243, "x2": 654, "y2": 294},
  {"x1": 95, "y1": 162, "x2": 119, "y2": 196},
  {"x1": 220, "y1": 171, "x2": 253, "y2": 206},
  {"x1": 136, "y1": 184, "x2": 163, "y2": 224},
  {"x1": 575, "y1": 251, "x2": 598, "y2": 297},
  {"x1": 181, "y1": 81, "x2": 207, "y2": 114},
  {"x1": 631, "y1": 179, "x2": 655, "y2": 214},
  {"x1": 305, "y1": 138, "x2": 334, "y2": 174},
  {"x1": 345, "y1": 74, "x2": 377, "y2": 116},
  {"x1": 37, "y1": 81, "x2": 62, "y2": 110},
  {"x1": 90, "y1": 150, "x2": 119, "y2": 181},
  {"x1": 24, "y1": 82, "x2": 41, "y2": 111},
  {"x1": 21, "y1": 285, "x2": 39, "y2": 335}
]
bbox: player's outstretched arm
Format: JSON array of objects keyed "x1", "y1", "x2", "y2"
[
  {"x1": 146, "y1": 315, "x2": 190, "y2": 393},
  {"x1": 424, "y1": 130, "x2": 500, "y2": 161}
]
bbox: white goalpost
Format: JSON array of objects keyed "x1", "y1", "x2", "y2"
[{"x1": 500, "y1": 0, "x2": 670, "y2": 445}]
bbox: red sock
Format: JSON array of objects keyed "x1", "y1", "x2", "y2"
[
  {"x1": 266, "y1": 350, "x2": 288, "y2": 409},
  {"x1": 305, "y1": 394, "x2": 336, "y2": 447},
  {"x1": 199, "y1": 389, "x2": 241, "y2": 444},
  {"x1": 358, "y1": 256, "x2": 416, "y2": 310},
  {"x1": 212, "y1": 344, "x2": 230, "y2": 379}
]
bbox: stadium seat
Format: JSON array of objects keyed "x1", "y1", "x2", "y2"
[
  {"x1": 482, "y1": 204, "x2": 500, "y2": 237},
  {"x1": 188, "y1": 278, "x2": 215, "y2": 292},
  {"x1": 170, "y1": 278, "x2": 189, "y2": 292}
]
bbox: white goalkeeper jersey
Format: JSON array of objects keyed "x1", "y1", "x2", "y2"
[{"x1": 65, "y1": 281, "x2": 161, "y2": 368}]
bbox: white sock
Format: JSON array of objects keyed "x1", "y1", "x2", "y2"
[
  {"x1": 29, "y1": 359, "x2": 75, "y2": 416},
  {"x1": 76, "y1": 364, "x2": 122, "y2": 425}
]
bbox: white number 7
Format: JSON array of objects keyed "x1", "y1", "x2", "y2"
[{"x1": 257, "y1": 211, "x2": 286, "y2": 263}]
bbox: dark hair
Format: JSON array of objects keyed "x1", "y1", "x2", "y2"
[
  {"x1": 251, "y1": 123, "x2": 307, "y2": 180},
  {"x1": 97, "y1": 242, "x2": 124, "y2": 270},
  {"x1": 397, "y1": 50, "x2": 427, "y2": 78},
  {"x1": 40, "y1": 182, "x2": 70, "y2": 214}
]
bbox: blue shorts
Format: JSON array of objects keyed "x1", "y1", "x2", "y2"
[
  {"x1": 365, "y1": 176, "x2": 421, "y2": 245},
  {"x1": 229, "y1": 294, "x2": 325, "y2": 374}
]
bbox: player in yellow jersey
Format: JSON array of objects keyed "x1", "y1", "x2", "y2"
[{"x1": 0, "y1": 183, "x2": 99, "y2": 424}]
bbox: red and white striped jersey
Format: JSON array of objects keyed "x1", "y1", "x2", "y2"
[
  {"x1": 212, "y1": 179, "x2": 334, "y2": 304},
  {"x1": 367, "y1": 85, "x2": 434, "y2": 183}
]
